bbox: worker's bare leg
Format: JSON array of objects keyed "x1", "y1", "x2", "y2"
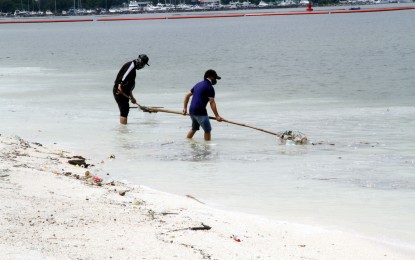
[
  {"x1": 187, "y1": 130, "x2": 196, "y2": 139},
  {"x1": 120, "y1": 116, "x2": 127, "y2": 125}
]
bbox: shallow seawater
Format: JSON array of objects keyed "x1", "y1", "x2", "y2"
[{"x1": 1, "y1": 5, "x2": 415, "y2": 251}]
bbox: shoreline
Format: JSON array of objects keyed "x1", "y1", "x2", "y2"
[
  {"x1": 1, "y1": 6, "x2": 414, "y2": 24},
  {"x1": 1, "y1": 133, "x2": 413, "y2": 259}
]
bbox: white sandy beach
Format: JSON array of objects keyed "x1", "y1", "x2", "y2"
[{"x1": 0, "y1": 134, "x2": 412, "y2": 259}]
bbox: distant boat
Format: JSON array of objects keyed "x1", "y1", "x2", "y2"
[
  {"x1": 227, "y1": 1, "x2": 241, "y2": 9},
  {"x1": 299, "y1": 0, "x2": 310, "y2": 6},
  {"x1": 143, "y1": 4, "x2": 157, "y2": 12},
  {"x1": 14, "y1": 10, "x2": 29, "y2": 16},
  {"x1": 258, "y1": 1, "x2": 270, "y2": 7},
  {"x1": 129, "y1": 1, "x2": 139, "y2": 11},
  {"x1": 278, "y1": 0, "x2": 297, "y2": 7}
]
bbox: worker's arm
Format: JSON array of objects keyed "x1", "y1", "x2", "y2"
[
  {"x1": 209, "y1": 98, "x2": 223, "y2": 122},
  {"x1": 183, "y1": 92, "x2": 192, "y2": 115}
]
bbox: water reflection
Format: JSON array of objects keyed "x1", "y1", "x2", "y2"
[
  {"x1": 157, "y1": 139, "x2": 217, "y2": 162},
  {"x1": 186, "y1": 141, "x2": 214, "y2": 162},
  {"x1": 113, "y1": 124, "x2": 137, "y2": 150},
  {"x1": 276, "y1": 143, "x2": 309, "y2": 156}
]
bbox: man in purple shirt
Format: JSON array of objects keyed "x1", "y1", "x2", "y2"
[{"x1": 183, "y1": 69, "x2": 223, "y2": 141}]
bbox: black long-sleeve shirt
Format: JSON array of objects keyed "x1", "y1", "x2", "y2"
[{"x1": 113, "y1": 60, "x2": 137, "y2": 95}]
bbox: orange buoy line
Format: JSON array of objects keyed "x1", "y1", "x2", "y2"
[
  {"x1": 96, "y1": 13, "x2": 245, "y2": 21},
  {"x1": 329, "y1": 6, "x2": 415, "y2": 14},
  {"x1": 246, "y1": 6, "x2": 414, "y2": 16},
  {"x1": 0, "y1": 18, "x2": 93, "y2": 24},
  {"x1": 167, "y1": 13, "x2": 245, "y2": 19},
  {"x1": 246, "y1": 11, "x2": 329, "y2": 16},
  {"x1": 96, "y1": 17, "x2": 166, "y2": 21}
]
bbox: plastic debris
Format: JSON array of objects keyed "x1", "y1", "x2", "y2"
[
  {"x1": 132, "y1": 200, "x2": 142, "y2": 206},
  {"x1": 92, "y1": 176, "x2": 102, "y2": 183},
  {"x1": 232, "y1": 235, "x2": 241, "y2": 242},
  {"x1": 278, "y1": 130, "x2": 308, "y2": 145}
]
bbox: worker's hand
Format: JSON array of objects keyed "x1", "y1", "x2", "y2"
[
  {"x1": 182, "y1": 108, "x2": 187, "y2": 115},
  {"x1": 216, "y1": 115, "x2": 223, "y2": 122},
  {"x1": 130, "y1": 97, "x2": 137, "y2": 104}
]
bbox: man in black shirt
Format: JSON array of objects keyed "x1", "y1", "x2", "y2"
[{"x1": 113, "y1": 54, "x2": 149, "y2": 124}]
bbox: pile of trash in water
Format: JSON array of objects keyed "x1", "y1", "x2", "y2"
[{"x1": 277, "y1": 130, "x2": 308, "y2": 145}]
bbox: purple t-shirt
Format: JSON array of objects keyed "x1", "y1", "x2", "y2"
[{"x1": 189, "y1": 79, "x2": 215, "y2": 116}]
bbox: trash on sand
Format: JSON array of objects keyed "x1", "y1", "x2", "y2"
[
  {"x1": 232, "y1": 235, "x2": 241, "y2": 242},
  {"x1": 68, "y1": 158, "x2": 90, "y2": 168},
  {"x1": 167, "y1": 223, "x2": 211, "y2": 233},
  {"x1": 189, "y1": 223, "x2": 211, "y2": 231},
  {"x1": 92, "y1": 176, "x2": 102, "y2": 183},
  {"x1": 185, "y1": 194, "x2": 205, "y2": 204},
  {"x1": 132, "y1": 200, "x2": 142, "y2": 206}
]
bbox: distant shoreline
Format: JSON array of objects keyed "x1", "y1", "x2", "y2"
[{"x1": 1, "y1": 5, "x2": 414, "y2": 24}]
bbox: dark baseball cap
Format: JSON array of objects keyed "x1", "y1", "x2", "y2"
[
  {"x1": 138, "y1": 54, "x2": 150, "y2": 66},
  {"x1": 204, "y1": 69, "x2": 221, "y2": 80}
]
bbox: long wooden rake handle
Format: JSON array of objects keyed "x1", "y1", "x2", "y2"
[
  {"x1": 121, "y1": 92, "x2": 279, "y2": 137},
  {"x1": 143, "y1": 107, "x2": 279, "y2": 137}
]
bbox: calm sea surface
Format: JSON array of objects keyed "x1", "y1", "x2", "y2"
[{"x1": 1, "y1": 5, "x2": 415, "y2": 253}]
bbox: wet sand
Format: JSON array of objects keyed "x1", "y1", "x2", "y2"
[{"x1": 0, "y1": 134, "x2": 411, "y2": 259}]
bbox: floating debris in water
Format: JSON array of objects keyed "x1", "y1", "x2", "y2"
[{"x1": 277, "y1": 130, "x2": 308, "y2": 145}]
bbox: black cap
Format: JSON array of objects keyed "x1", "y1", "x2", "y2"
[
  {"x1": 138, "y1": 54, "x2": 150, "y2": 66},
  {"x1": 204, "y1": 69, "x2": 221, "y2": 80}
]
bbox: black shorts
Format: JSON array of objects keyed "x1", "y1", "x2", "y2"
[{"x1": 113, "y1": 87, "x2": 130, "y2": 117}]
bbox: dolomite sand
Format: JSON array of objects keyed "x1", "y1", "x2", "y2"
[{"x1": 0, "y1": 134, "x2": 412, "y2": 259}]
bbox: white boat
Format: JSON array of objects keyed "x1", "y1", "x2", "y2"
[
  {"x1": 108, "y1": 8, "x2": 119, "y2": 13},
  {"x1": 279, "y1": 0, "x2": 297, "y2": 6},
  {"x1": 129, "y1": 1, "x2": 139, "y2": 11},
  {"x1": 143, "y1": 4, "x2": 157, "y2": 11},
  {"x1": 14, "y1": 10, "x2": 29, "y2": 16},
  {"x1": 176, "y1": 4, "x2": 192, "y2": 10},
  {"x1": 258, "y1": 1, "x2": 270, "y2": 7},
  {"x1": 241, "y1": 1, "x2": 256, "y2": 7},
  {"x1": 155, "y1": 3, "x2": 168, "y2": 11},
  {"x1": 299, "y1": 0, "x2": 310, "y2": 5},
  {"x1": 226, "y1": 1, "x2": 240, "y2": 8}
]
